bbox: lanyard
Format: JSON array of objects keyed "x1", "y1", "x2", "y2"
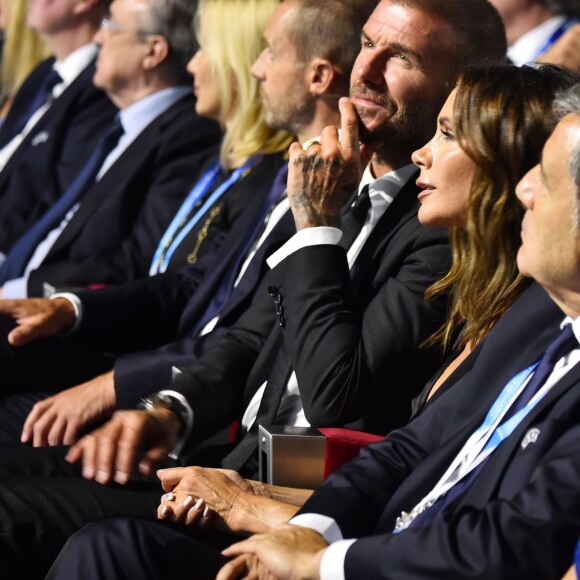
[
  {"x1": 535, "y1": 17, "x2": 579, "y2": 60},
  {"x1": 395, "y1": 361, "x2": 543, "y2": 532},
  {"x1": 149, "y1": 156, "x2": 261, "y2": 275}
]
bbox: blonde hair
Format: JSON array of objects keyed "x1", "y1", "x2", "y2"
[
  {"x1": 195, "y1": 0, "x2": 293, "y2": 168},
  {"x1": 1, "y1": 0, "x2": 52, "y2": 109}
]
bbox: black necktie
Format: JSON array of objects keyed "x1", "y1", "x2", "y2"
[
  {"x1": 339, "y1": 185, "x2": 371, "y2": 250},
  {"x1": 0, "y1": 69, "x2": 62, "y2": 147},
  {"x1": 0, "y1": 118, "x2": 124, "y2": 283}
]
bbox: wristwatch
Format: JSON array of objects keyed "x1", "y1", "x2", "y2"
[{"x1": 137, "y1": 393, "x2": 189, "y2": 434}]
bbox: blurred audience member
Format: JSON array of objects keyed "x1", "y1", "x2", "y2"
[
  {"x1": 0, "y1": 0, "x2": 52, "y2": 119},
  {"x1": 489, "y1": 0, "x2": 579, "y2": 66}
]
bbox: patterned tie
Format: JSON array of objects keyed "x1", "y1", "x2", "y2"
[
  {"x1": 339, "y1": 185, "x2": 371, "y2": 250},
  {"x1": 0, "y1": 69, "x2": 62, "y2": 148},
  {"x1": 0, "y1": 118, "x2": 124, "y2": 283}
]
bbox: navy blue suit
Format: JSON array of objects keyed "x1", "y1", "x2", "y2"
[
  {"x1": 0, "y1": 57, "x2": 118, "y2": 253},
  {"x1": 44, "y1": 285, "x2": 572, "y2": 580}
]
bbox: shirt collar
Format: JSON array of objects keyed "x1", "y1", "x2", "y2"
[
  {"x1": 53, "y1": 43, "x2": 98, "y2": 89},
  {"x1": 118, "y1": 86, "x2": 191, "y2": 140},
  {"x1": 359, "y1": 163, "x2": 417, "y2": 208},
  {"x1": 508, "y1": 15, "x2": 567, "y2": 65}
]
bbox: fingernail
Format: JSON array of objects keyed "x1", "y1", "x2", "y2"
[
  {"x1": 182, "y1": 496, "x2": 193, "y2": 507},
  {"x1": 161, "y1": 505, "x2": 169, "y2": 517},
  {"x1": 114, "y1": 471, "x2": 128, "y2": 485},
  {"x1": 96, "y1": 470, "x2": 108, "y2": 484},
  {"x1": 194, "y1": 498, "x2": 204, "y2": 511},
  {"x1": 82, "y1": 466, "x2": 94, "y2": 479},
  {"x1": 203, "y1": 506, "x2": 209, "y2": 518}
]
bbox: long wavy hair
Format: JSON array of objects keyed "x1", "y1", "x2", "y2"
[
  {"x1": 426, "y1": 64, "x2": 580, "y2": 350},
  {"x1": 195, "y1": 0, "x2": 294, "y2": 169}
]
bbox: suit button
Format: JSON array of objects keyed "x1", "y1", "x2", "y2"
[{"x1": 268, "y1": 285, "x2": 278, "y2": 296}]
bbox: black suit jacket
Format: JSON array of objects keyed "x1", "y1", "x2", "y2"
[
  {"x1": 22, "y1": 93, "x2": 221, "y2": 296},
  {"x1": 0, "y1": 57, "x2": 118, "y2": 252},
  {"x1": 71, "y1": 156, "x2": 293, "y2": 403},
  {"x1": 298, "y1": 283, "x2": 579, "y2": 579},
  {"x1": 166, "y1": 175, "x2": 452, "y2": 469}
]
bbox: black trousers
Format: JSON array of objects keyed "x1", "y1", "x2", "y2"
[
  {"x1": 46, "y1": 517, "x2": 233, "y2": 580},
  {"x1": 0, "y1": 316, "x2": 113, "y2": 392},
  {"x1": 0, "y1": 446, "x2": 165, "y2": 579}
]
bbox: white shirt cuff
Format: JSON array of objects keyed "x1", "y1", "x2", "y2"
[
  {"x1": 320, "y1": 539, "x2": 357, "y2": 580},
  {"x1": 266, "y1": 227, "x2": 342, "y2": 269},
  {"x1": 49, "y1": 292, "x2": 83, "y2": 335},
  {"x1": 2, "y1": 277, "x2": 28, "y2": 298},
  {"x1": 289, "y1": 513, "x2": 344, "y2": 544}
]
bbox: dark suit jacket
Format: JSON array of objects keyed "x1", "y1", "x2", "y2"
[
  {"x1": 23, "y1": 93, "x2": 222, "y2": 296},
  {"x1": 298, "y1": 283, "x2": 579, "y2": 579},
  {"x1": 0, "y1": 57, "x2": 118, "y2": 252},
  {"x1": 165, "y1": 175, "x2": 452, "y2": 469},
  {"x1": 70, "y1": 156, "x2": 293, "y2": 403}
]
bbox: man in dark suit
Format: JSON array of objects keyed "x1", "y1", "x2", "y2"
[
  {"x1": 59, "y1": 0, "x2": 504, "y2": 483},
  {"x1": 0, "y1": 0, "x2": 118, "y2": 252},
  {"x1": 0, "y1": 0, "x2": 221, "y2": 299},
  {"x1": 0, "y1": 0, "x2": 507, "y2": 577},
  {"x1": 208, "y1": 86, "x2": 580, "y2": 580},
  {"x1": 0, "y1": 0, "x2": 372, "y2": 445}
]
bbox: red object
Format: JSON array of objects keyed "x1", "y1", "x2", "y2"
[{"x1": 318, "y1": 427, "x2": 384, "y2": 479}]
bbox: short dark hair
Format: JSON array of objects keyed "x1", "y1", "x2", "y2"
[
  {"x1": 391, "y1": 0, "x2": 507, "y2": 74},
  {"x1": 139, "y1": 0, "x2": 198, "y2": 85},
  {"x1": 284, "y1": 0, "x2": 379, "y2": 91}
]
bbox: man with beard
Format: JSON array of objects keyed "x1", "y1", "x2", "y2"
[{"x1": 0, "y1": 1, "x2": 506, "y2": 577}]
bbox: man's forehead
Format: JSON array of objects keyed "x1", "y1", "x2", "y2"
[
  {"x1": 364, "y1": 1, "x2": 453, "y2": 54},
  {"x1": 265, "y1": 1, "x2": 295, "y2": 45}
]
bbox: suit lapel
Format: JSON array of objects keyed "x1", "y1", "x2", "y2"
[
  {"x1": 349, "y1": 173, "x2": 421, "y2": 290},
  {"x1": 43, "y1": 96, "x2": 187, "y2": 257}
]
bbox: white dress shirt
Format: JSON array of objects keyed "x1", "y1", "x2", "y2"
[
  {"x1": 293, "y1": 315, "x2": 580, "y2": 580},
  {"x1": 240, "y1": 163, "x2": 418, "y2": 431},
  {"x1": 0, "y1": 43, "x2": 99, "y2": 172},
  {"x1": 508, "y1": 16, "x2": 568, "y2": 65}
]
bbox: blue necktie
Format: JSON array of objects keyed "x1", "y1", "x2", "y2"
[
  {"x1": 407, "y1": 324, "x2": 578, "y2": 529},
  {"x1": 0, "y1": 69, "x2": 62, "y2": 148},
  {"x1": 0, "y1": 118, "x2": 124, "y2": 283},
  {"x1": 189, "y1": 164, "x2": 289, "y2": 337}
]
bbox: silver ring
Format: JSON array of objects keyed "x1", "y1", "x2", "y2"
[
  {"x1": 164, "y1": 492, "x2": 175, "y2": 502},
  {"x1": 301, "y1": 138, "x2": 321, "y2": 150}
]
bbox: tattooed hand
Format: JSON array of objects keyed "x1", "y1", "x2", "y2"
[{"x1": 287, "y1": 97, "x2": 375, "y2": 230}]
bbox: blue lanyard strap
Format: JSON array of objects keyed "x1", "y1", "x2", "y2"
[
  {"x1": 150, "y1": 155, "x2": 262, "y2": 275},
  {"x1": 535, "y1": 17, "x2": 579, "y2": 60}
]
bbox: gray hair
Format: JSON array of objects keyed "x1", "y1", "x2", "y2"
[
  {"x1": 553, "y1": 84, "x2": 580, "y2": 227},
  {"x1": 137, "y1": 0, "x2": 198, "y2": 84}
]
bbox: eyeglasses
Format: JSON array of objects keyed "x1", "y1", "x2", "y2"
[
  {"x1": 99, "y1": 17, "x2": 158, "y2": 39},
  {"x1": 100, "y1": 17, "x2": 126, "y2": 32}
]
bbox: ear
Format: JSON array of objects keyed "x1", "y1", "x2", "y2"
[
  {"x1": 72, "y1": 0, "x2": 102, "y2": 17},
  {"x1": 142, "y1": 35, "x2": 170, "y2": 70},
  {"x1": 307, "y1": 58, "x2": 342, "y2": 98}
]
